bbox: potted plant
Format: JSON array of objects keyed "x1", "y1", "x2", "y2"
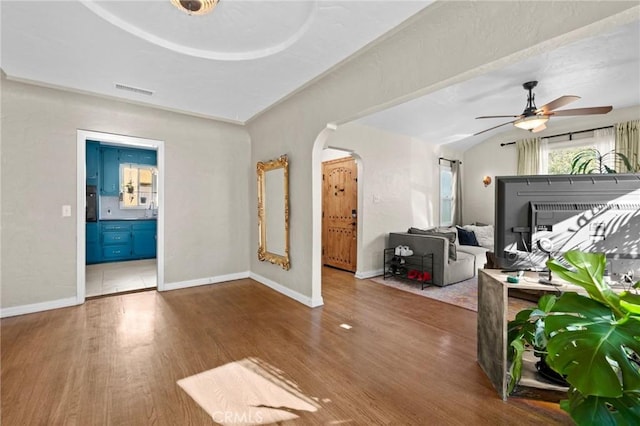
[
  {"x1": 571, "y1": 148, "x2": 639, "y2": 174},
  {"x1": 507, "y1": 250, "x2": 640, "y2": 425},
  {"x1": 125, "y1": 179, "x2": 135, "y2": 194}
]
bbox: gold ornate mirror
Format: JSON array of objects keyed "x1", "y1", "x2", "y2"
[{"x1": 257, "y1": 155, "x2": 290, "y2": 270}]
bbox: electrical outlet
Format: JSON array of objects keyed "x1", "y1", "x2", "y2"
[{"x1": 62, "y1": 205, "x2": 71, "y2": 217}]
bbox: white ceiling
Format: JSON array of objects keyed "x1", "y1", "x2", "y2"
[
  {"x1": 357, "y1": 20, "x2": 640, "y2": 151},
  {"x1": 1, "y1": 2, "x2": 638, "y2": 150},
  {"x1": 0, "y1": 0, "x2": 432, "y2": 123}
]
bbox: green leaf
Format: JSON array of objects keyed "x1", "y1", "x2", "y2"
[
  {"x1": 620, "y1": 292, "x2": 640, "y2": 315},
  {"x1": 507, "y1": 339, "x2": 525, "y2": 394},
  {"x1": 562, "y1": 387, "x2": 640, "y2": 426},
  {"x1": 545, "y1": 294, "x2": 640, "y2": 397},
  {"x1": 547, "y1": 251, "x2": 623, "y2": 316}
]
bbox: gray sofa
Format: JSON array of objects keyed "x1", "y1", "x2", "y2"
[{"x1": 388, "y1": 232, "x2": 476, "y2": 286}]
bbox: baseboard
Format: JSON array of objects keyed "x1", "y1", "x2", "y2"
[
  {"x1": 163, "y1": 271, "x2": 250, "y2": 291},
  {"x1": 249, "y1": 272, "x2": 323, "y2": 308},
  {"x1": 0, "y1": 297, "x2": 79, "y2": 318},
  {"x1": 355, "y1": 269, "x2": 384, "y2": 279}
]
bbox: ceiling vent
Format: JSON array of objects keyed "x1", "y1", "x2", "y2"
[{"x1": 114, "y1": 83, "x2": 154, "y2": 96}]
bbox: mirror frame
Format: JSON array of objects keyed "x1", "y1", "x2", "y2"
[{"x1": 257, "y1": 154, "x2": 290, "y2": 270}]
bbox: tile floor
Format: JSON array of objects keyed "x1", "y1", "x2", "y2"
[{"x1": 86, "y1": 259, "x2": 157, "y2": 298}]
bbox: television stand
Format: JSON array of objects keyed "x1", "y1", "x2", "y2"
[{"x1": 477, "y1": 269, "x2": 585, "y2": 400}]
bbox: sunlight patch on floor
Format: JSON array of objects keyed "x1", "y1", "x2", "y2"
[{"x1": 177, "y1": 357, "x2": 319, "y2": 425}]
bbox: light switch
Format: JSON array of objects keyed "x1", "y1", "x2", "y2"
[{"x1": 62, "y1": 205, "x2": 72, "y2": 217}]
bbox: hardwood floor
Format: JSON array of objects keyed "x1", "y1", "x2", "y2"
[{"x1": 1, "y1": 268, "x2": 571, "y2": 425}]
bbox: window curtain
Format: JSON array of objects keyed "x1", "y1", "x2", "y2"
[
  {"x1": 451, "y1": 160, "x2": 463, "y2": 225},
  {"x1": 539, "y1": 138, "x2": 550, "y2": 174},
  {"x1": 615, "y1": 120, "x2": 640, "y2": 172},
  {"x1": 516, "y1": 137, "x2": 541, "y2": 175},
  {"x1": 593, "y1": 127, "x2": 616, "y2": 171}
]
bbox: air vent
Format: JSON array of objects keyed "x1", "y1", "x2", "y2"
[{"x1": 114, "y1": 83, "x2": 154, "y2": 96}]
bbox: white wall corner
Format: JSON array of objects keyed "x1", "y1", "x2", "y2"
[
  {"x1": 355, "y1": 269, "x2": 384, "y2": 279},
  {"x1": 250, "y1": 272, "x2": 323, "y2": 308},
  {"x1": 0, "y1": 297, "x2": 79, "y2": 318},
  {"x1": 163, "y1": 271, "x2": 250, "y2": 292}
]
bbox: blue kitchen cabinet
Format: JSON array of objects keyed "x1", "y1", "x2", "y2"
[
  {"x1": 137, "y1": 150, "x2": 157, "y2": 165},
  {"x1": 101, "y1": 147, "x2": 120, "y2": 196},
  {"x1": 118, "y1": 148, "x2": 138, "y2": 163},
  {"x1": 101, "y1": 221, "x2": 131, "y2": 261},
  {"x1": 132, "y1": 222, "x2": 157, "y2": 258},
  {"x1": 97, "y1": 220, "x2": 156, "y2": 263},
  {"x1": 86, "y1": 222, "x2": 100, "y2": 264},
  {"x1": 119, "y1": 148, "x2": 156, "y2": 166},
  {"x1": 86, "y1": 141, "x2": 100, "y2": 186}
]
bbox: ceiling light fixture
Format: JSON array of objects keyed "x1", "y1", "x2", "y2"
[
  {"x1": 513, "y1": 114, "x2": 549, "y2": 131},
  {"x1": 171, "y1": 0, "x2": 219, "y2": 16}
]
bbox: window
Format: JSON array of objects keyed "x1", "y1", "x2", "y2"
[
  {"x1": 120, "y1": 164, "x2": 158, "y2": 209},
  {"x1": 542, "y1": 128, "x2": 615, "y2": 174},
  {"x1": 440, "y1": 164, "x2": 453, "y2": 226}
]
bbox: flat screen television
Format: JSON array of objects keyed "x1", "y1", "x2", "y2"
[{"x1": 494, "y1": 174, "x2": 640, "y2": 280}]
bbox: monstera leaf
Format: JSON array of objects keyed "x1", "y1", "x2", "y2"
[
  {"x1": 561, "y1": 387, "x2": 640, "y2": 426},
  {"x1": 545, "y1": 293, "x2": 640, "y2": 397},
  {"x1": 548, "y1": 251, "x2": 622, "y2": 315},
  {"x1": 508, "y1": 250, "x2": 640, "y2": 425}
]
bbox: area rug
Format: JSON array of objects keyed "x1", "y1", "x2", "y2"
[{"x1": 369, "y1": 275, "x2": 535, "y2": 317}]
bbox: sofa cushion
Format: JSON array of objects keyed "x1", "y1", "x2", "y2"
[
  {"x1": 408, "y1": 227, "x2": 457, "y2": 261},
  {"x1": 456, "y1": 226, "x2": 480, "y2": 246},
  {"x1": 462, "y1": 224, "x2": 494, "y2": 250}
]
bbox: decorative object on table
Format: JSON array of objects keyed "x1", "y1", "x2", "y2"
[{"x1": 507, "y1": 250, "x2": 640, "y2": 425}]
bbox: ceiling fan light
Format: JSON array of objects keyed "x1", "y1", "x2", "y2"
[
  {"x1": 514, "y1": 115, "x2": 549, "y2": 131},
  {"x1": 171, "y1": 0, "x2": 219, "y2": 16},
  {"x1": 532, "y1": 123, "x2": 547, "y2": 133}
]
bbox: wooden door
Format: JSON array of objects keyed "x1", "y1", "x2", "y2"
[{"x1": 322, "y1": 157, "x2": 357, "y2": 272}]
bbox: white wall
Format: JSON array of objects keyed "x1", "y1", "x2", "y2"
[
  {"x1": 462, "y1": 105, "x2": 640, "y2": 226},
  {"x1": 322, "y1": 148, "x2": 351, "y2": 162},
  {"x1": 325, "y1": 123, "x2": 446, "y2": 275},
  {"x1": 1, "y1": 78, "x2": 251, "y2": 309},
  {"x1": 247, "y1": 2, "x2": 634, "y2": 303}
]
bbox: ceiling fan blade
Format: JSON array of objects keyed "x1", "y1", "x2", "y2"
[
  {"x1": 532, "y1": 123, "x2": 547, "y2": 133},
  {"x1": 536, "y1": 95, "x2": 580, "y2": 114},
  {"x1": 473, "y1": 120, "x2": 517, "y2": 136},
  {"x1": 551, "y1": 106, "x2": 613, "y2": 116},
  {"x1": 476, "y1": 115, "x2": 521, "y2": 119}
]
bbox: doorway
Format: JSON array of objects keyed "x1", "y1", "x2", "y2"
[
  {"x1": 76, "y1": 130, "x2": 165, "y2": 303},
  {"x1": 322, "y1": 155, "x2": 358, "y2": 272}
]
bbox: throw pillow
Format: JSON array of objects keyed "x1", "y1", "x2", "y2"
[
  {"x1": 463, "y1": 224, "x2": 494, "y2": 250},
  {"x1": 456, "y1": 226, "x2": 480, "y2": 246}
]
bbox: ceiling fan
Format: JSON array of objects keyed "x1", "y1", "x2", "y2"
[{"x1": 474, "y1": 81, "x2": 612, "y2": 136}]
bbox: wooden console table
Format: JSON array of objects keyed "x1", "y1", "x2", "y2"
[{"x1": 476, "y1": 269, "x2": 583, "y2": 400}]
